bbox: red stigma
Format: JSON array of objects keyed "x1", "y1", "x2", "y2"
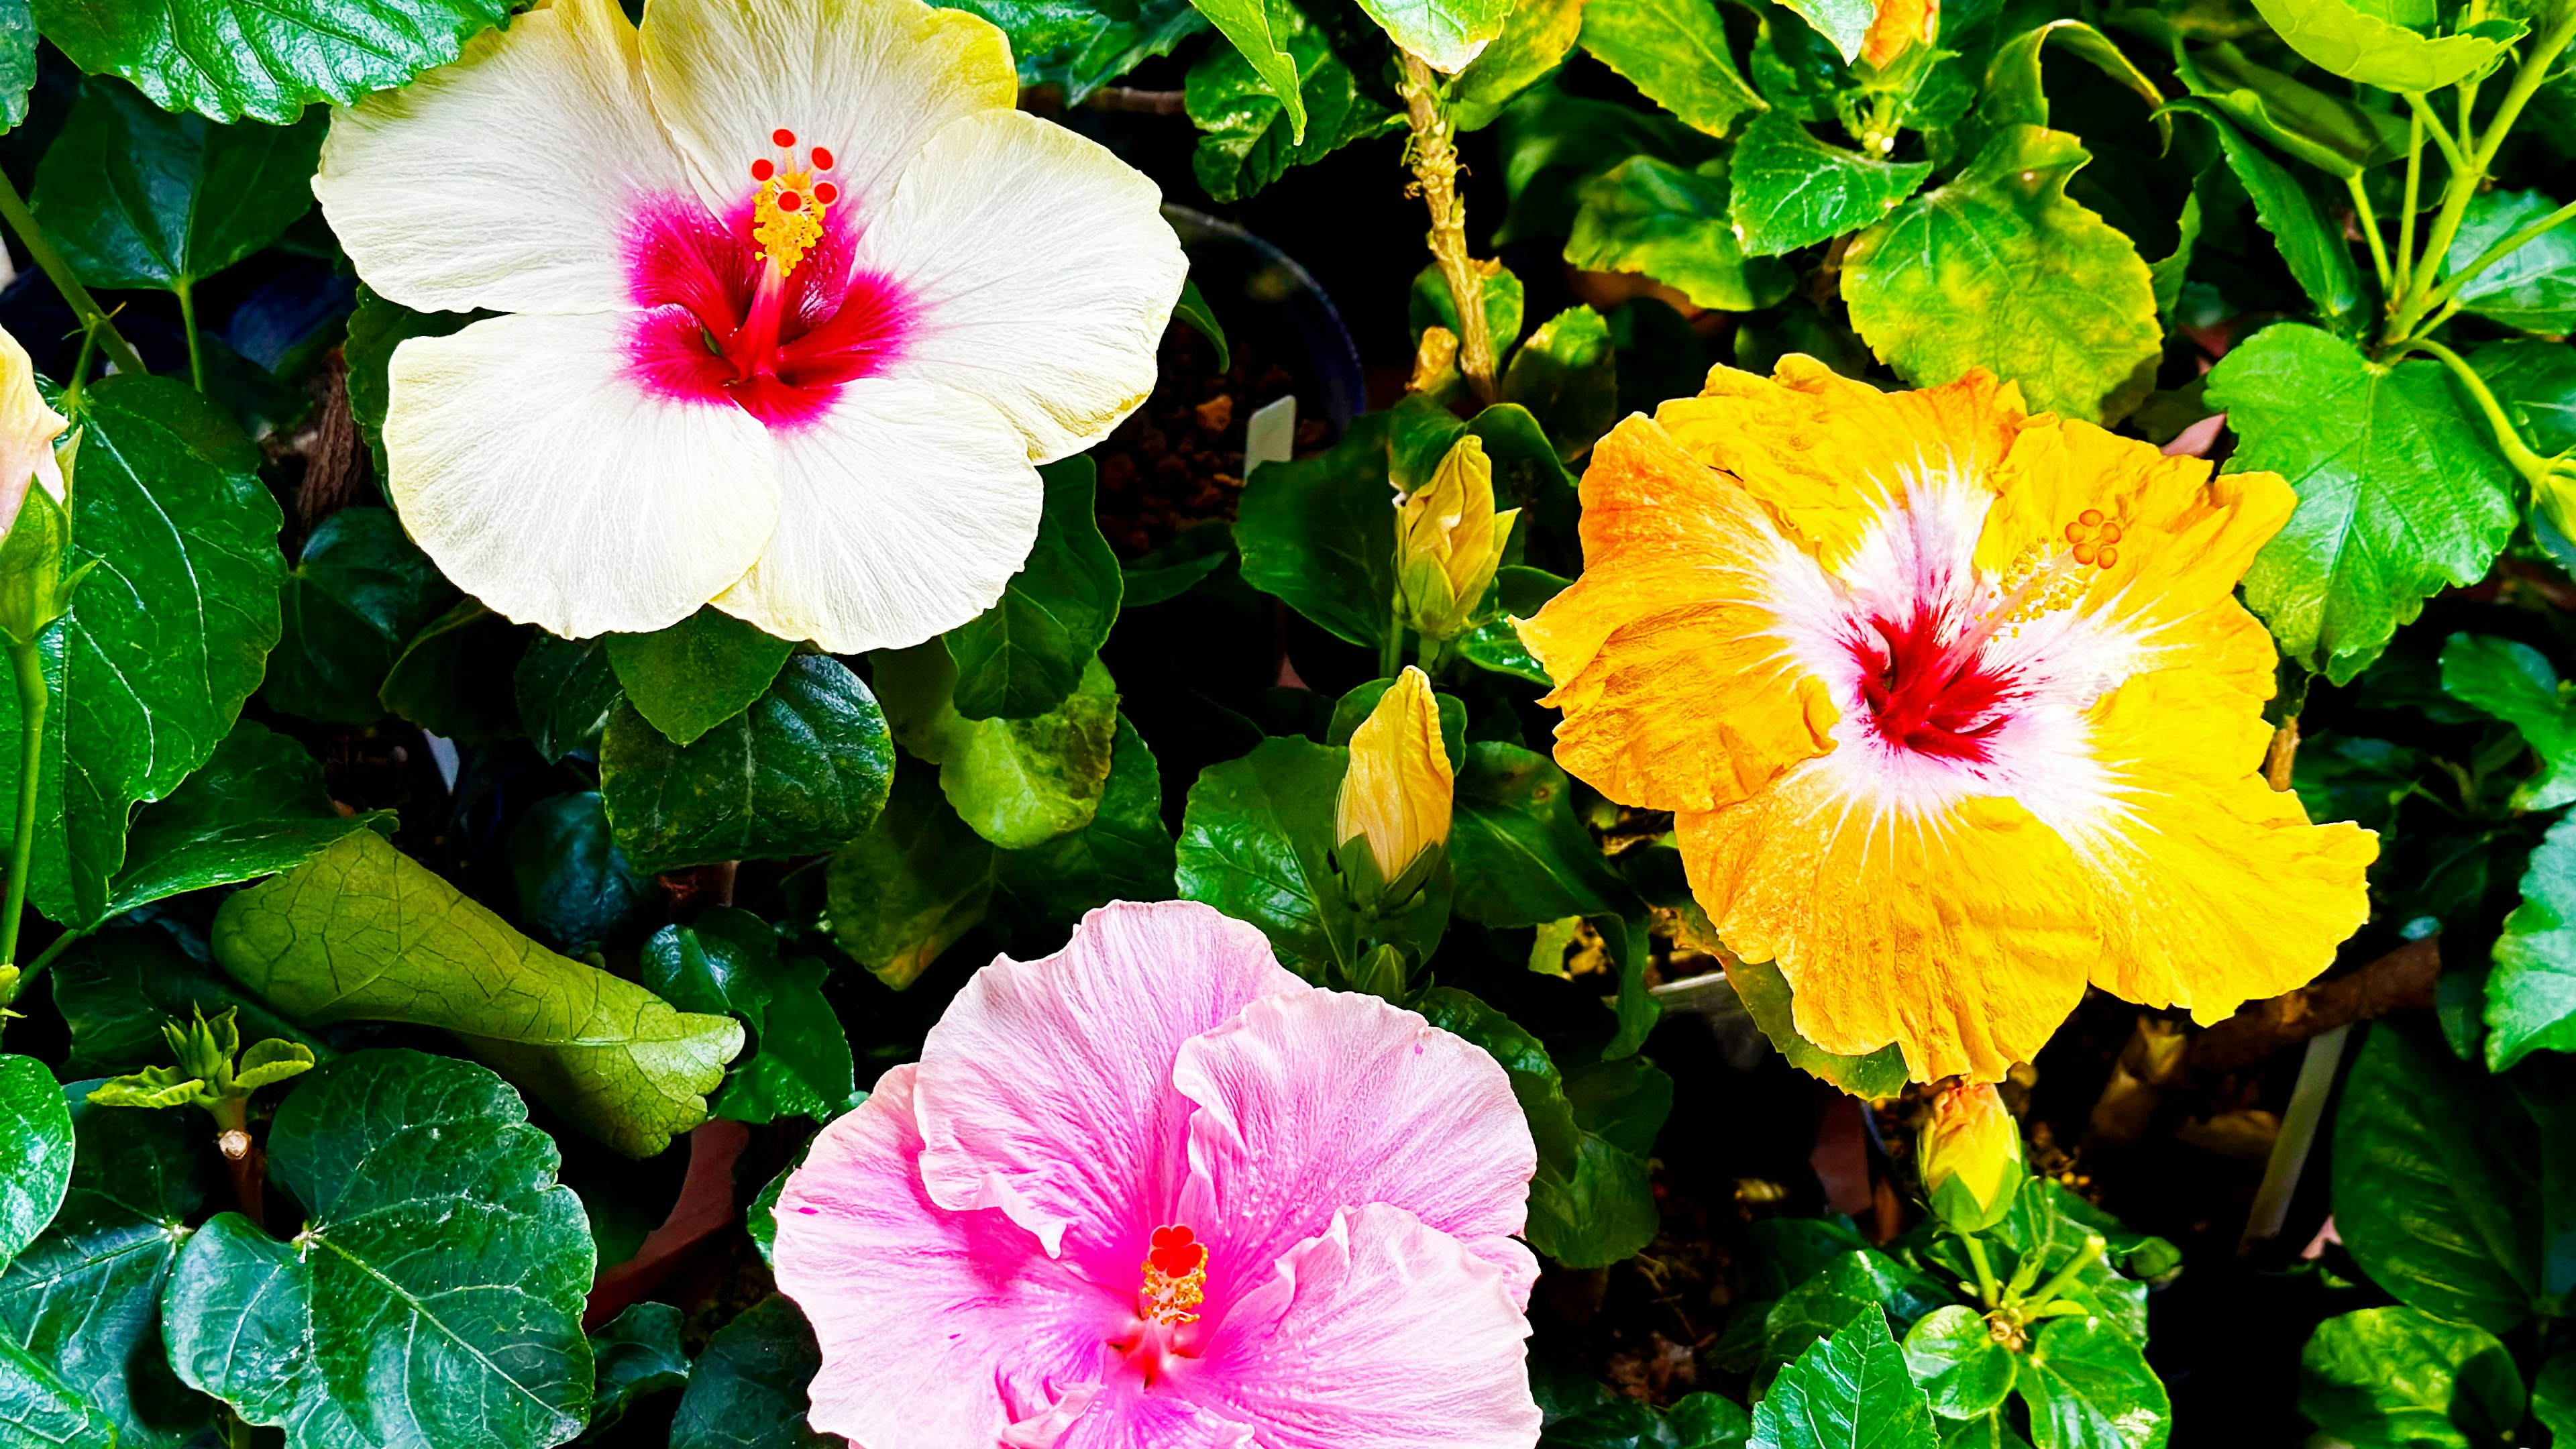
[
  {"x1": 777, "y1": 191, "x2": 802, "y2": 211},
  {"x1": 749, "y1": 158, "x2": 773, "y2": 181},
  {"x1": 772, "y1": 127, "x2": 796, "y2": 147},
  {"x1": 812, "y1": 181, "x2": 839, "y2": 205},
  {"x1": 1853, "y1": 606, "x2": 2017, "y2": 762},
  {"x1": 1146, "y1": 1224, "x2": 1204, "y2": 1279},
  {"x1": 810, "y1": 146, "x2": 835, "y2": 170}
]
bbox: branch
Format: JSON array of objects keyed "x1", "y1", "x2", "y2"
[{"x1": 2187, "y1": 936, "x2": 2440, "y2": 1075}]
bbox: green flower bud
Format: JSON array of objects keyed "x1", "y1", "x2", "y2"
[{"x1": 1921, "y1": 1080, "x2": 2025, "y2": 1234}]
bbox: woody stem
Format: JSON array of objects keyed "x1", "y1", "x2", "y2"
[{"x1": 1398, "y1": 55, "x2": 1497, "y2": 404}]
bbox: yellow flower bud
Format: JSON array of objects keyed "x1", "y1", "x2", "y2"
[
  {"x1": 1336, "y1": 666, "x2": 1452, "y2": 885},
  {"x1": 1860, "y1": 0, "x2": 1937, "y2": 68},
  {"x1": 0, "y1": 325, "x2": 65, "y2": 538},
  {"x1": 1920, "y1": 1080, "x2": 2025, "y2": 1233},
  {"x1": 1396, "y1": 435, "x2": 1519, "y2": 641}
]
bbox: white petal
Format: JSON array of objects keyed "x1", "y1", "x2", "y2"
[
  {"x1": 315, "y1": 0, "x2": 694, "y2": 315},
  {"x1": 861, "y1": 109, "x2": 1185, "y2": 462},
  {"x1": 712, "y1": 376, "x2": 1040, "y2": 652},
  {"x1": 637, "y1": 0, "x2": 1016, "y2": 221},
  {"x1": 385, "y1": 312, "x2": 779, "y2": 639}
]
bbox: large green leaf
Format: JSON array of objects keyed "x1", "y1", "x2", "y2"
[
  {"x1": 599, "y1": 653, "x2": 895, "y2": 873},
  {"x1": 1006, "y1": 0, "x2": 1208, "y2": 103},
  {"x1": 1232, "y1": 412, "x2": 1401, "y2": 647},
  {"x1": 824, "y1": 754, "x2": 997, "y2": 990},
  {"x1": 2488, "y1": 814, "x2": 2576, "y2": 1071},
  {"x1": 945, "y1": 458, "x2": 1122, "y2": 721},
  {"x1": 989, "y1": 714, "x2": 1177, "y2": 929},
  {"x1": 641, "y1": 908, "x2": 854, "y2": 1126},
  {"x1": 1450, "y1": 741, "x2": 1639, "y2": 926},
  {"x1": 2444, "y1": 189, "x2": 2576, "y2": 336},
  {"x1": 506, "y1": 791, "x2": 652, "y2": 955},
  {"x1": 1350, "y1": 0, "x2": 1507, "y2": 72},
  {"x1": 31, "y1": 79, "x2": 324, "y2": 290},
  {"x1": 1751, "y1": 1306, "x2": 1938, "y2": 1449},
  {"x1": 586, "y1": 1302, "x2": 689, "y2": 1434},
  {"x1": 1499, "y1": 306, "x2": 1619, "y2": 462},
  {"x1": 163, "y1": 1049, "x2": 594, "y2": 1449},
  {"x1": 2333, "y1": 1025, "x2": 2543, "y2": 1332},
  {"x1": 1450, "y1": 0, "x2": 1585, "y2": 130},
  {"x1": 0, "y1": 1336, "x2": 115, "y2": 1449},
  {"x1": 105, "y1": 719, "x2": 392, "y2": 924},
  {"x1": 1902, "y1": 1306, "x2": 2016, "y2": 1421},
  {"x1": 1494, "y1": 80, "x2": 1722, "y2": 244},
  {"x1": 2474, "y1": 337, "x2": 2576, "y2": 458},
  {"x1": 2438, "y1": 633, "x2": 2576, "y2": 811},
  {"x1": 0, "y1": 0, "x2": 32, "y2": 128},
  {"x1": 514, "y1": 633, "x2": 619, "y2": 764},
  {"x1": 1566, "y1": 156, "x2": 1797, "y2": 311},
  {"x1": 1727, "y1": 111, "x2": 1931, "y2": 258},
  {"x1": 2298, "y1": 1307, "x2": 2524, "y2": 1449},
  {"x1": 51, "y1": 923, "x2": 328, "y2": 1081},
  {"x1": 1175, "y1": 735, "x2": 1355, "y2": 976},
  {"x1": 1184, "y1": 0, "x2": 1396, "y2": 201},
  {"x1": 2016, "y1": 1316, "x2": 2170, "y2": 1449},
  {"x1": 263, "y1": 508, "x2": 455, "y2": 727},
  {"x1": 2166, "y1": 101, "x2": 2362, "y2": 321},
  {"x1": 2536, "y1": 1354, "x2": 2576, "y2": 1443},
  {"x1": 0, "y1": 1100, "x2": 209, "y2": 1449},
  {"x1": 606, "y1": 607, "x2": 795, "y2": 747},
  {"x1": 667, "y1": 1296, "x2": 829, "y2": 1449},
  {"x1": 1727, "y1": 957, "x2": 1909, "y2": 1097},
  {"x1": 211, "y1": 830, "x2": 745, "y2": 1157},
  {"x1": 0, "y1": 1056, "x2": 70, "y2": 1270},
  {"x1": 33, "y1": 0, "x2": 514, "y2": 123},
  {"x1": 2174, "y1": 42, "x2": 2406, "y2": 178},
  {"x1": 874, "y1": 644, "x2": 1120, "y2": 850},
  {"x1": 1843, "y1": 126, "x2": 2161, "y2": 424},
  {"x1": 1776, "y1": 0, "x2": 1872, "y2": 61},
  {"x1": 2206, "y1": 323, "x2": 2518, "y2": 685},
  {"x1": 377, "y1": 598, "x2": 527, "y2": 743},
  {"x1": 1186, "y1": 0, "x2": 1308, "y2": 138},
  {"x1": 1578, "y1": 0, "x2": 1764, "y2": 137},
  {"x1": 2243, "y1": 0, "x2": 2517, "y2": 92}
]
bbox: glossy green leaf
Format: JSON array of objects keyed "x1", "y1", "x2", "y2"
[
  {"x1": 600, "y1": 653, "x2": 895, "y2": 873},
  {"x1": 1728, "y1": 111, "x2": 1931, "y2": 258},
  {"x1": 2535, "y1": 1353, "x2": 2576, "y2": 1442},
  {"x1": 2444, "y1": 189, "x2": 2576, "y2": 335},
  {"x1": 1902, "y1": 1306, "x2": 2016, "y2": 1421},
  {"x1": 824, "y1": 754, "x2": 996, "y2": 990},
  {"x1": 1175, "y1": 735, "x2": 1354, "y2": 977},
  {"x1": 991, "y1": 714, "x2": 1177, "y2": 928},
  {"x1": 0, "y1": 1099, "x2": 209, "y2": 1449},
  {"x1": 947, "y1": 458, "x2": 1123, "y2": 721},
  {"x1": 1350, "y1": 0, "x2": 1508, "y2": 72},
  {"x1": 1493, "y1": 80, "x2": 1721, "y2": 244},
  {"x1": 1752, "y1": 1306, "x2": 1938, "y2": 1449},
  {"x1": 1451, "y1": 0, "x2": 1585, "y2": 130},
  {"x1": 33, "y1": 0, "x2": 513, "y2": 123},
  {"x1": 1762, "y1": 1250, "x2": 1955, "y2": 1375},
  {"x1": 1842, "y1": 125, "x2": 2162, "y2": 423},
  {"x1": 0, "y1": 1335, "x2": 115, "y2": 1449},
  {"x1": 1728, "y1": 958, "x2": 1909, "y2": 1097},
  {"x1": 163, "y1": 1049, "x2": 593, "y2": 1449},
  {"x1": 876, "y1": 644, "x2": 1120, "y2": 850},
  {"x1": 264, "y1": 508, "x2": 455, "y2": 727},
  {"x1": 1566, "y1": 156, "x2": 1797, "y2": 311},
  {"x1": 1120, "y1": 522, "x2": 1234, "y2": 609},
  {"x1": 508, "y1": 791, "x2": 653, "y2": 955},
  {"x1": 605, "y1": 607, "x2": 796, "y2": 747},
  {"x1": 52, "y1": 924, "x2": 327, "y2": 1081},
  {"x1": 1185, "y1": 0, "x2": 1397, "y2": 201},
  {"x1": 0, "y1": 1057, "x2": 70, "y2": 1270},
  {"x1": 1411, "y1": 261, "x2": 1528, "y2": 354},
  {"x1": 0, "y1": 0, "x2": 31, "y2": 129},
  {"x1": 2208, "y1": 324, "x2": 2518, "y2": 684},
  {"x1": 667, "y1": 1295, "x2": 829, "y2": 1449},
  {"x1": 1458, "y1": 566, "x2": 1568, "y2": 682},
  {"x1": 1232, "y1": 411, "x2": 1395, "y2": 647},
  {"x1": 2166, "y1": 101, "x2": 2362, "y2": 320},
  {"x1": 2333, "y1": 1024, "x2": 2542, "y2": 1332},
  {"x1": 378, "y1": 598, "x2": 529, "y2": 743},
  {"x1": 2016, "y1": 1316, "x2": 2170, "y2": 1449},
  {"x1": 2298, "y1": 1306, "x2": 2523, "y2": 1449},
  {"x1": 642, "y1": 908, "x2": 854, "y2": 1126},
  {"x1": 1777, "y1": 0, "x2": 1873, "y2": 61},
  {"x1": 1171, "y1": 276, "x2": 1232, "y2": 372},
  {"x1": 2289, "y1": 731, "x2": 2420, "y2": 834},
  {"x1": 943, "y1": 0, "x2": 1208, "y2": 103},
  {"x1": 2244, "y1": 0, "x2": 2516, "y2": 92},
  {"x1": 343, "y1": 286, "x2": 486, "y2": 478},
  {"x1": 587, "y1": 1302, "x2": 690, "y2": 1434},
  {"x1": 515, "y1": 633, "x2": 621, "y2": 763},
  {"x1": 1450, "y1": 741, "x2": 1638, "y2": 926},
  {"x1": 2438, "y1": 633, "x2": 2576, "y2": 810},
  {"x1": 1579, "y1": 0, "x2": 1765, "y2": 136},
  {"x1": 106, "y1": 718, "x2": 393, "y2": 924},
  {"x1": 33, "y1": 80, "x2": 324, "y2": 290},
  {"x1": 2173, "y1": 42, "x2": 2406, "y2": 178},
  {"x1": 1501, "y1": 306, "x2": 1619, "y2": 460},
  {"x1": 2476, "y1": 337, "x2": 2576, "y2": 460},
  {"x1": 1977, "y1": 21, "x2": 2167, "y2": 144},
  {"x1": 211, "y1": 830, "x2": 745, "y2": 1157},
  {"x1": 2488, "y1": 813, "x2": 2576, "y2": 1071}
]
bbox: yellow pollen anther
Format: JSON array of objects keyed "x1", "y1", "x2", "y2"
[
  {"x1": 2059, "y1": 511, "x2": 2125, "y2": 574},
  {"x1": 753, "y1": 166, "x2": 826, "y2": 275}
]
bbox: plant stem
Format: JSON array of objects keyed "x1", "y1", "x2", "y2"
[
  {"x1": 1397, "y1": 54, "x2": 1497, "y2": 404},
  {"x1": 211, "y1": 1095, "x2": 266, "y2": 1231},
  {"x1": 2406, "y1": 334, "x2": 2559, "y2": 478},
  {"x1": 5, "y1": 926, "x2": 81, "y2": 1006},
  {"x1": 2345, "y1": 176, "x2": 2394, "y2": 299},
  {"x1": 0, "y1": 640, "x2": 44, "y2": 970},
  {"x1": 175, "y1": 279, "x2": 204, "y2": 393},
  {"x1": 1962, "y1": 1234, "x2": 2002, "y2": 1308},
  {"x1": 0, "y1": 171, "x2": 145, "y2": 378},
  {"x1": 2402, "y1": 92, "x2": 2467, "y2": 176},
  {"x1": 2397, "y1": 106, "x2": 2425, "y2": 306},
  {"x1": 2021, "y1": 1234, "x2": 2106, "y2": 1309},
  {"x1": 1380, "y1": 592, "x2": 1403, "y2": 678},
  {"x1": 64, "y1": 323, "x2": 98, "y2": 411}
]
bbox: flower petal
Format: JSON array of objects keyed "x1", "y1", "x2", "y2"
[
  {"x1": 1171, "y1": 990, "x2": 1539, "y2": 1313},
  {"x1": 861, "y1": 108, "x2": 1185, "y2": 462},
  {"x1": 383, "y1": 311, "x2": 778, "y2": 639},
  {"x1": 316, "y1": 0, "x2": 693, "y2": 314},
  {"x1": 776, "y1": 1064, "x2": 1123, "y2": 1449},
  {"x1": 1049, "y1": 1383, "x2": 1258, "y2": 1449},
  {"x1": 912, "y1": 902, "x2": 1309, "y2": 1269},
  {"x1": 710, "y1": 376, "x2": 1041, "y2": 652},
  {"x1": 1175, "y1": 1205, "x2": 1540, "y2": 1449},
  {"x1": 638, "y1": 0, "x2": 1015, "y2": 221}
]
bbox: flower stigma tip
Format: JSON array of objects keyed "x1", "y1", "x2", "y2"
[
  {"x1": 749, "y1": 129, "x2": 837, "y2": 275},
  {"x1": 1141, "y1": 1224, "x2": 1208, "y2": 1326}
]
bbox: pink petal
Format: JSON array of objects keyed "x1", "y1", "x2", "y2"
[
  {"x1": 913, "y1": 902, "x2": 1307, "y2": 1267},
  {"x1": 1171, "y1": 990, "x2": 1540, "y2": 1311},
  {"x1": 1177, "y1": 1205, "x2": 1541, "y2": 1449},
  {"x1": 773, "y1": 1064, "x2": 1120, "y2": 1449},
  {"x1": 1048, "y1": 1380, "x2": 1258, "y2": 1449}
]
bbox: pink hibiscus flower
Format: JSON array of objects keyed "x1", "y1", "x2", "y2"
[{"x1": 771, "y1": 900, "x2": 1542, "y2": 1448}]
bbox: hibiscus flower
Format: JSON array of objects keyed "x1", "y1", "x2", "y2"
[
  {"x1": 771, "y1": 900, "x2": 1542, "y2": 1448},
  {"x1": 315, "y1": 0, "x2": 1185, "y2": 650},
  {"x1": 1519, "y1": 358, "x2": 2377, "y2": 1083}
]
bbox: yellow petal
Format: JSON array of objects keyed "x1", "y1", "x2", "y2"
[{"x1": 1338, "y1": 666, "x2": 1453, "y2": 878}]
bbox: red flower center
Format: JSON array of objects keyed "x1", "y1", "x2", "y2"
[
  {"x1": 1146, "y1": 1223, "x2": 1205, "y2": 1281},
  {"x1": 1854, "y1": 604, "x2": 2019, "y2": 761}
]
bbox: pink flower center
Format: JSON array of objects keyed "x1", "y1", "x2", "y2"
[{"x1": 623, "y1": 126, "x2": 911, "y2": 429}]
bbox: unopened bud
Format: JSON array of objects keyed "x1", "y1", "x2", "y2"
[
  {"x1": 1921, "y1": 1080, "x2": 2025, "y2": 1233},
  {"x1": 1395, "y1": 435, "x2": 1517, "y2": 642},
  {"x1": 1409, "y1": 326, "x2": 1461, "y2": 396},
  {"x1": 1336, "y1": 667, "x2": 1452, "y2": 888},
  {"x1": 1860, "y1": 0, "x2": 1938, "y2": 68}
]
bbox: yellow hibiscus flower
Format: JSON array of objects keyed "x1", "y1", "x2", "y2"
[{"x1": 1519, "y1": 357, "x2": 2377, "y2": 1083}]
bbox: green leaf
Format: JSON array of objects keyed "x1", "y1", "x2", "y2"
[
  {"x1": 2438, "y1": 633, "x2": 2576, "y2": 810},
  {"x1": 991, "y1": 714, "x2": 1177, "y2": 928},
  {"x1": 600, "y1": 653, "x2": 896, "y2": 874},
  {"x1": 2015, "y1": 1316, "x2": 2171, "y2": 1449},
  {"x1": 947, "y1": 458, "x2": 1123, "y2": 720},
  {"x1": 2208, "y1": 324, "x2": 2520, "y2": 685},
  {"x1": 824, "y1": 754, "x2": 996, "y2": 990},
  {"x1": 515, "y1": 633, "x2": 620, "y2": 763},
  {"x1": 1171, "y1": 276, "x2": 1232, "y2": 372},
  {"x1": 1566, "y1": 156, "x2": 1798, "y2": 311},
  {"x1": 1458, "y1": 566, "x2": 1569, "y2": 682},
  {"x1": 1751, "y1": 1306, "x2": 1939, "y2": 1449},
  {"x1": 606, "y1": 606, "x2": 796, "y2": 747},
  {"x1": 2535, "y1": 1353, "x2": 2576, "y2": 1443},
  {"x1": 1762, "y1": 1250, "x2": 1955, "y2": 1376},
  {"x1": 263, "y1": 507, "x2": 456, "y2": 727},
  {"x1": 0, "y1": 0, "x2": 32, "y2": 129},
  {"x1": 1841, "y1": 125, "x2": 2162, "y2": 424},
  {"x1": 32, "y1": 80, "x2": 324, "y2": 290},
  {"x1": 2444, "y1": 189, "x2": 2576, "y2": 335},
  {"x1": 587, "y1": 1302, "x2": 690, "y2": 1434},
  {"x1": 1776, "y1": 0, "x2": 1874, "y2": 62},
  {"x1": 2289, "y1": 730, "x2": 2420, "y2": 834},
  {"x1": 0, "y1": 1335, "x2": 115, "y2": 1449},
  {"x1": 2166, "y1": 101, "x2": 2363, "y2": 320},
  {"x1": 2243, "y1": 0, "x2": 2517, "y2": 92},
  {"x1": 2488, "y1": 814, "x2": 2576, "y2": 1071},
  {"x1": 211, "y1": 830, "x2": 745, "y2": 1157},
  {"x1": 1451, "y1": 0, "x2": 1586, "y2": 131},
  {"x1": 2173, "y1": 41, "x2": 2406, "y2": 178},
  {"x1": 1350, "y1": 0, "x2": 1508, "y2": 72},
  {"x1": 1902, "y1": 1305, "x2": 2017, "y2": 1421},
  {"x1": 875, "y1": 645, "x2": 1122, "y2": 850},
  {"x1": 52, "y1": 924, "x2": 327, "y2": 1081},
  {"x1": 0, "y1": 1099, "x2": 208, "y2": 1449},
  {"x1": 507, "y1": 791, "x2": 652, "y2": 955},
  {"x1": 1727, "y1": 958, "x2": 1909, "y2": 1097},
  {"x1": 1578, "y1": 0, "x2": 1766, "y2": 137},
  {"x1": 1187, "y1": 0, "x2": 1309, "y2": 138},
  {"x1": 1544, "y1": 1390, "x2": 1754, "y2": 1447},
  {"x1": 1501, "y1": 306, "x2": 1619, "y2": 460},
  {"x1": 1120, "y1": 522, "x2": 1235, "y2": 609},
  {"x1": 1494, "y1": 80, "x2": 1721, "y2": 245},
  {"x1": 2476, "y1": 337, "x2": 2576, "y2": 458},
  {"x1": 1728, "y1": 111, "x2": 1931, "y2": 258},
  {"x1": 940, "y1": 0, "x2": 1208, "y2": 103},
  {"x1": 1976, "y1": 21, "x2": 2168, "y2": 145},
  {"x1": 1233, "y1": 411, "x2": 1396, "y2": 647},
  {"x1": 1411, "y1": 261, "x2": 1528, "y2": 354},
  {"x1": 343, "y1": 286, "x2": 486, "y2": 479},
  {"x1": 106, "y1": 718, "x2": 393, "y2": 924},
  {"x1": 1185, "y1": 0, "x2": 1398, "y2": 202},
  {"x1": 163, "y1": 1049, "x2": 593, "y2": 1449},
  {"x1": 667, "y1": 1296, "x2": 829, "y2": 1449},
  {"x1": 0, "y1": 1057, "x2": 70, "y2": 1270},
  {"x1": 33, "y1": 0, "x2": 513, "y2": 123},
  {"x1": 1175, "y1": 735, "x2": 1356, "y2": 976},
  {"x1": 2298, "y1": 1306, "x2": 2524, "y2": 1449},
  {"x1": 641, "y1": 908, "x2": 854, "y2": 1126},
  {"x1": 1450, "y1": 741, "x2": 1638, "y2": 926},
  {"x1": 378, "y1": 598, "x2": 529, "y2": 743},
  {"x1": 2334, "y1": 1024, "x2": 2543, "y2": 1332}
]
